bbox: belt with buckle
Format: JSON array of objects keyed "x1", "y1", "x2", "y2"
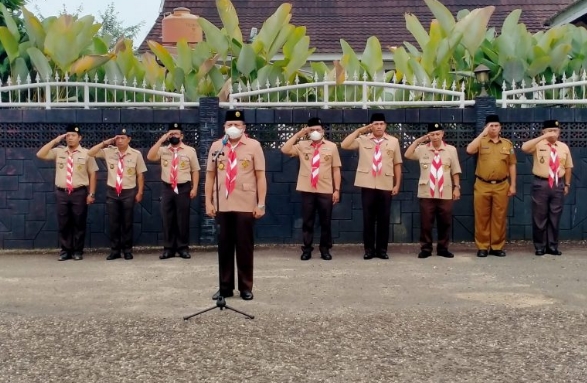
[
  {"x1": 56, "y1": 186, "x2": 87, "y2": 192},
  {"x1": 476, "y1": 176, "x2": 507, "y2": 184},
  {"x1": 534, "y1": 175, "x2": 549, "y2": 181}
]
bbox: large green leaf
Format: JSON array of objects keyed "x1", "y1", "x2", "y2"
[
  {"x1": 550, "y1": 43, "x2": 572, "y2": 73},
  {"x1": 197, "y1": 18, "x2": 229, "y2": 57},
  {"x1": 422, "y1": 20, "x2": 442, "y2": 73},
  {"x1": 256, "y1": 64, "x2": 283, "y2": 88},
  {"x1": 147, "y1": 40, "x2": 175, "y2": 72},
  {"x1": 253, "y1": 3, "x2": 292, "y2": 56},
  {"x1": 527, "y1": 56, "x2": 551, "y2": 77},
  {"x1": 44, "y1": 15, "x2": 79, "y2": 71},
  {"x1": 392, "y1": 46, "x2": 413, "y2": 81},
  {"x1": 0, "y1": 27, "x2": 19, "y2": 63},
  {"x1": 176, "y1": 39, "x2": 193, "y2": 74},
  {"x1": 361, "y1": 36, "x2": 383, "y2": 77},
  {"x1": 192, "y1": 41, "x2": 213, "y2": 67},
  {"x1": 454, "y1": 6, "x2": 494, "y2": 56},
  {"x1": 236, "y1": 43, "x2": 257, "y2": 77},
  {"x1": 502, "y1": 9, "x2": 521, "y2": 36},
  {"x1": 22, "y1": 7, "x2": 47, "y2": 51},
  {"x1": 283, "y1": 26, "x2": 306, "y2": 58},
  {"x1": 408, "y1": 58, "x2": 430, "y2": 85},
  {"x1": 27, "y1": 47, "x2": 52, "y2": 81},
  {"x1": 403, "y1": 42, "x2": 422, "y2": 57},
  {"x1": 405, "y1": 13, "x2": 429, "y2": 49},
  {"x1": 141, "y1": 52, "x2": 165, "y2": 87},
  {"x1": 216, "y1": 0, "x2": 242, "y2": 43},
  {"x1": 184, "y1": 71, "x2": 200, "y2": 101},
  {"x1": 502, "y1": 58, "x2": 526, "y2": 83},
  {"x1": 339, "y1": 39, "x2": 362, "y2": 77},
  {"x1": 0, "y1": 4, "x2": 19, "y2": 40},
  {"x1": 91, "y1": 37, "x2": 109, "y2": 55},
  {"x1": 284, "y1": 36, "x2": 314, "y2": 80},
  {"x1": 196, "y1": 54, "x2": 220, "y2": 80},
  {"x1": 70, "y1": 54, "x2": 114, "y2": 76},
  {"x1": 266, "y1": 24, "x2": 294, "y2": 60},
  {"x1": 424, "y1": 0, "x2": 455, "y2": 35},
  {"x1": 11, "y1": 57, "x2": 29, "y2": 84}
]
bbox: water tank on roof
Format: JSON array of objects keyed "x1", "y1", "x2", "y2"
[{"x1": 161, "y1": 7, "x2": 202, "y2": 44}]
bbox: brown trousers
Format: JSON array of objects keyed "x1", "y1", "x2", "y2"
[
  {"x1": 473, "y1": 180, "x2": 509, "y2": 250},
  {"x1": 419, "y1": 198, "x2": 453, "y2": 252},
  {"x1": 216, "y1": 211, "x2": 255, "y2": 292}
]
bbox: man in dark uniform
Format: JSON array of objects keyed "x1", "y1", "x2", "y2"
[
  {"x1": 147, "y1": 123, "x2": 200, "y2": 260},
  {"x1": 341, "y1": 113, "x2": 402, "y2": 260},
  {"x1": 466, "y1": 114, "x2": 517, "y2": 257},
  {"x1": 36, "y1": 124, "x2": 98, "y2": 261},
  {"x1": 205, "y1": 110, "x2": 266, "y2": 301},
  {"x1": 88, "y1": 127, "x2": 148, "y2": 260},
  {"x1": 522, "y1": 120, "x2": 573, "y2": 256}
]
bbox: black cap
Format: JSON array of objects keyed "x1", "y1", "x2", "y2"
[
  {"x1": 370, "y1": 113, "x2": 386, "y2": 123},
  {"x1": 427, "y1": 123, "x2": 442, "y2": 133},
  {"x1": 65, "y1": 124, "x2": 80, "y2": 134},
  {"x1": 307, "y1": 117, "x2": 322, "y2": 127},
  {"x1": 485, "y1": 114, "x2": 500, "y2": 124},
  {"x1": 168, "y1": 123, "x2": 182, "y2": 131},
  {"x1": 543, "y1": 119, "x2": 560, "y2": 129},
  {"x1": 114, "y1": 126, "x2": 131, "y2": 136},
  {"x1": 225, "y1": 109, "x2": 245, "y2": 122}
]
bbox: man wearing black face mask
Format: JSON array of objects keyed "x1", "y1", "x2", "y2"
[{"x1": 147, "y1": 123, "x2": 200, "y2": 260}]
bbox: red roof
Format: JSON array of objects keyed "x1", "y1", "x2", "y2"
[{"x1": 139, "y1": 0, "x2": 574, "y2": 54}]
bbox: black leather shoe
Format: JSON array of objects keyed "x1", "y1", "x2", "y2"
[
  {"x1": 535, "y1": 249, "x2": 546, "y2": 256},
  {"x1": 489, "y1": 249, "x2": 506, "y2": 257},
  {"x1": 320, "y1": 252, "x2": 332, "y2": 260},
  {"x1": 477, "y1": 250, "x2": 488, "y2": 257},
  {"x1": 212, "y1": 290, "x2": 234, "y2": 300},
  {"x1": 58, "y1": 251, "x2": 71, "y2": 261},
  {"x1": 178, "y1": 251, "x2": 191, "y2": 259},
  {"x1": 106, "y1": 252, "x2": 121, "y2": 260},
  {"x1": 240, "y1": 290, "x2": 254, "y2": 300},
  {"x1": 363, "y1": 250, "x2": 374, "y2": 260},
  {"x1": 124, "y1": 252, "x2": 133, "y2": 260},
  {"x1": 159, "y1": 250, "x2": 175, "y2": 260},
  {"x1": 437, "y1": 250, "x2": 455, "y2": 258},
  {"x1": 73, "y1": 252, "x2": 83, "y2": 261},
  {"x1": 376, "y1": 252, "x2": 389, "y2": 260},
  {"x1": 546, "y1": 248, "x2": 562, "y2": 256},
  {"x1": 418, "y1": 250, "x2": 432, "y2": 259},
  {"x1": 300, "y1": 251, "x2": 312, "y2": 261}
]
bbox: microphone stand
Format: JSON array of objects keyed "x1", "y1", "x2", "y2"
[{"x1": 184, "y1": 138, "x2": 255, "y2": 320}]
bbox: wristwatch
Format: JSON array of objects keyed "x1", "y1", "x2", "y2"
[
  {"x1": 257, "y1": 204, "x2": 265, "y2": 209},
  {"x1": 453, "y1": 185, "x2": 461, "y2": 189},
  {"x1": 89, "y1": 193, "x2": 96, "y2": 198}
]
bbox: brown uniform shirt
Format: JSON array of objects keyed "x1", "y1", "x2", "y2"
[
  {"x1": 95, "y1": 146, "x2": 148, "y2": 189},
  {"x1": 531, "y1": 140, "x2": 573, "y2": 178},
  {"x1": 48, "y1": 146, "x2": 99, "y2": 188},
  {"x1": 289, "y1": 139, "x2": 342, "y2": 194},
  {"x1": 206, "y1": 136, "x2": 265, "y2": 213},
  {"x1": 406, "y1": 143, "x2": 462, "y2": 200},
  {"x1": 154, "y1": 143, "x2": 200, "y2": 184},
  {"x1": 475, "y1": 136, "x2": 516, "y2": 181},
  {"x1": 345, "y1": 133, "x2": 402, "y2": 191}
]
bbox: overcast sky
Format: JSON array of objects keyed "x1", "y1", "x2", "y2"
[{"x1": 26, "y1": 0, "x2": 162, "y2": 44}]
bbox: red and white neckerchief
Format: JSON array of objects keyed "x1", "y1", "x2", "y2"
[
  {"x1": 170, "y1": 146, "x2": 180, "y2": 194},
  {"x1": 311, "y1": 142, "x2": 322, "y2": 189},
  {"x1": 429, "y1": 144, "x2": 444, "y2": 198},
  {"x1": 116, "y1": 152, "x2": 125, "y2": 196},
  {"x1": 225, "y1": 142, "x2": 239, "y2": 197},
  {"x1": 548, "y1": 143, "x2": 560, "y2": 188},
  {"x1": 65, "y1": 149, "x2": 77, "y2": 194},
  {"x1": 372, "y1": 138, "x2": 384, "y2": 176}
]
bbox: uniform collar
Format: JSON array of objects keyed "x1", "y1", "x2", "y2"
[
  {"x1": 427, "y1": 142, "x2": 447, "y2": 151},
  {"x1": 368, "y1": 133, "x2": 388, "y2": 140},
  {"x1": 168, "y1": 143, "x2": 185, "y2": 151}
]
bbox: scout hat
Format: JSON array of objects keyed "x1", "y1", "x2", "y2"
[
  {"x1": 225, "y1": 109, "x2": 245, "y2": 122},
  {"x1": 370, "y1": 113, "x2": 386, "y2": 123},
  {"x1": 543, "y1": 120, "x2": 560, "y2": 129},
  {"x1": 307, "y1": 117, "x2": 322, "y2": 127},
  {"x1": 114, "y1": 126, "x2": 131, "y2": 136},
  {"x1": 168, "y1": 123, "x2": 182, "y2": 131},
  {"x1": 485, "y1": 114, "x2": 500, "y2": 124},
  {"x1": 65, "y1": 124, "x2": 81, "y2": 134},
  {"x1": 427, "y1": 123, "x2": 442, "y2": 133}
]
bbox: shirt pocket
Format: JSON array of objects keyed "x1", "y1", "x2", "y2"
[
  {"x1": 76, "y1": 157, "x2": 86, "y2": 165},
  {"x1": 419, "y1": 161, "x2": 431, "y2": 184},
  {"x1": 238, "y1": 155, "x2": 253, "y2": 172}
]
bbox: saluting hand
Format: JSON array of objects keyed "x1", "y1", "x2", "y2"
[
  {"x1": 417, "y1": 134, "x2": 430, "y2": 144},
  {"x1": 542, "y1": 131, "x2": 558, "y2": 140},
  {"x1": 358, "y1": 124, "x2": 372, "y2": 135},
  {"x1": 54, "y1": 134, "x2": 67, "y2": 144},
  {"x1": 103, "y1": 137, "x2": 116, "y2": 146}
]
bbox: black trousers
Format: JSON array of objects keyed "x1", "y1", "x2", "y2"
[
  {"x1": 361, "y1": 188, "x2": 392, "y2": 253},
  {"x1": 532, "y1": 178, "x2": 564, "y2": 250},
  {"x1": 216, "y1": 212, "x2": 255, "y2": 292},
  {"x1": 55, "y1": 187, "x2": 88, "y2": 253},
  {"x1": 106, "y1": 187, "x2": 136, "y2": 253},
  {"x1": 301, "y1": 192, "x2": 333, "y2": 253},
  {"x1": 161, "y1": 182, "x2": 192, "y2": 251},
  {"x1": 419, "y1": 198, "x2": 453, "y2": 252}
]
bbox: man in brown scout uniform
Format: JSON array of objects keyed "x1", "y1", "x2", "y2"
[
  {"x1": 341, "y1": 113, "x2": 402, "y2": 260},
  {"x1": 521, "y1": 120, "x2": 573, "y2": 256},
  {"x1": 147, "y1": 123, "x2": 200, "y2": 260},
  {"x1": 281, "y1": 117, "x2": 342, "y2": 261},
  {"x1": 466, "y1": 114, "x2": 517, "y2": 257},
  {"x1": 36, "y1": 124, "x2": 98, "y2": 261},
  {"x1": 88, "y1": 127, "x2": 147, "y2": 260},
  {"x1": 405, "y1": 123, "x2": 462, "y2": 259},
  {"x1": 205, "y1": 110, "x2": 266, "y2": 301}
]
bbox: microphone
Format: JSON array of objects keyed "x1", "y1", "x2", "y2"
[
  {"x1": 213, "y1": 135, "x2": 229, "y2": 161},
  {"x1": 221, "y1": 134, "x2": 229, "y2": 146}
]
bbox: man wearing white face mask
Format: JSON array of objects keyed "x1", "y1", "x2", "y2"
[
  {"x1": 281, "y1": 117, "x2": 342, "y2": 261},
  {"x1": 205, "y1": 110, "x2": 267, "y2": 301}
]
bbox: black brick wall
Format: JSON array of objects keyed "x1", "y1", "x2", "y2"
[{"x1": 1, "y1": 102, "x2": 587, "y2": 249}]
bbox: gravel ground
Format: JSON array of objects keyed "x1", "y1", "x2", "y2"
[{"x1": 1, "y1": 243, "x2": 586, "y2": 382}]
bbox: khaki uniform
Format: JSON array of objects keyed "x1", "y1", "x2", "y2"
[
  {"x1": 472, "y1": 137, "x2": 516, "y2": 251},
  {"x1": 529, "y1": 139, "x2": 573, "y2": 251},
  {"x1": 288, "y1": 139, "x2": 342, "y2": 254},
  {"x1": 344, "y1": 133, "x2": 402, "y2": 255},
  {"x1": 206, "y1": 136, "x2": 266, "y2": 293},
  {"x1": 406, "y1": 142, "x2": 462, "y2": 252},
  {"x1": 95, "y1": 146, "x2": 147, "y2": 253},
  {"x1": 48, "y1": 146, "x2": 98, "y2": 254},
  {"x1": 154, "y1": 144, "x2": 200, "y2": 253}
]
